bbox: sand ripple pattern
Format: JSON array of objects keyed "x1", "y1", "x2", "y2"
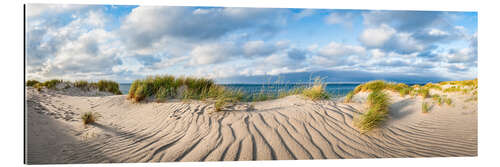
[{"x1": 26, "y1": 90, "x2": 477, "y2": 164}]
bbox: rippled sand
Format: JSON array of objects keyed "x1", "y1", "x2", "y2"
[{"x1": 26, "y1": 87, "x2": 477, "y2": 164}]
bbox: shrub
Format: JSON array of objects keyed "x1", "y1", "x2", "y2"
[
  {"x1": 355, "y1": 90, "x2": 389, "y2": 133},
  {"x1": 214, "y1": 98, "x2": 226, "y2": 112},
  {"x1": 302, "y1": 78, "x2": 330, "y2": 100},
  {"x1": 424, "y1": 83, "x2": 442, "y2": 91},
  {"x1": 422, "y1": 102, "x2": 429, "y2": 113},
  {"x1": 417, "y1": 88, "x2": 430, "y2": 98},
  {"x1": 353, "y1": 80, "x2": 387, "y2": 93},
  {"x1": 34, "y1": 83, "x2": 43, "y2": 91},
  {"x1": 97, "y1": 80, "x2": 121, "y2": 95},
  {"x1": 26, "y1": 80, "x2": 40, "y2": 87},
  {"x1": 444, "y1": 98, "x2": 452, "y2": 106},
  {"x1": 81, "y1": 112, "x2": 101, "y2": 125},
  {"x1": 42, "y1": 79, "x2": 63, "y2": 89},
  {"x1": 74, "y1": 80, "x2": 90, "y2": 90},
  {"x1": 399, "y1": 88, "x2": 412, "y2": 97}
]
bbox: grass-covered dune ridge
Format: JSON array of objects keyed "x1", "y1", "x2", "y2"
[
  {"x1": 26, "y1": 79, "x2": 122, "y2": 95},
  {"x1": 348, "y1": 79, "x2": 477, "y2": 132},
  {"x1": 127, "y1": 75, "x2": 330, "y2": 111}
]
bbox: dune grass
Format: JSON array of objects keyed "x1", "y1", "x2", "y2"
[
  {"x1": 422, "y1": 102, "x2": 430, "y2": 113},
  {"x1": 81, "y1": 111, "x2": 101, "y2": 125},
  {"x1": 344, "y1": 91, "x2": 355, "y2": 102},
  {"x1": 27, "y1": 79, "x2": 121, "y2": 95},
  {"x1": 302, "y1": 78, "x2": 330, "y2": 100},
  {"x1": 26, "y1": 80, "x2": 40, "y2": 87},
  {"x1": 444, "y1": 98, "x2": 452, "y2": 106},
  {"x1": 423, "y1": 83, "x2": 442, "y2": 91},
  {"x1": 354, "y1": 90, "x2": 390, "y2": 133},
  {"x1": 96, "y1": 80, "x2": 121, "y2": 95},
  {"x1": 42, "y1": 79, "x2": 63, "y2": 89}
]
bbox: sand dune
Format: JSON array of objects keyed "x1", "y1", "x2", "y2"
[{"x1": 26, "y1": 87, "x2": 477, "y2": 164}]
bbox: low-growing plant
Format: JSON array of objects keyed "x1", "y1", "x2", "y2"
[
  {"x1": 444, "y1": 98, "x2": 452, "y2": 106},
  {"x1": 34, "y1": 83, "x2": 43, "y2": 91},
  {"x1": 422, "y1": 102, "x2": 430, "y2": 113},
  {"x1": 26, "y1": 80, "x2": 40, "y2": 87},
  {"x1": 354, "y1": 90, "x2": 390, "y2": 133},
  {"x1": 417, "y1": 88, "x2": 430, "y2": 98},
  {"x1": 424, "y1": 83, "x2": 442, "y2": 91},
  {"x1": 97, "y1": 80, "x2": 121, "y2": 95},
  {"x1": 74, "y1": 80, "x2": 90, "y2": 90},
  {"x1": 302, "y1": 78, "x2": 330, "y2": 100},
  {"x1": 42, "y1": 79, "x2": 63, "y2": 89},
  {"x1": 81, "y1": 111, "x2": 101, "y2": 125}
]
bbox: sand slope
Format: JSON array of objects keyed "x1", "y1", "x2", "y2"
[{"x1": 26, "y1": 87, "x2": 477, "y2": 164}]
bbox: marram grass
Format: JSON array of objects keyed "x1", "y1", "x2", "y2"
[
  {"x1": 354, "y1": 90, "x2": 390, "y2": 133},
  {"x1": 26, "y1": 79, "x2": 121, "y2": 95}
]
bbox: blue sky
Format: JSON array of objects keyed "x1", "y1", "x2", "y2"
[{"x1": 25, "y1": 4, "x2": 477, "y2": 83}]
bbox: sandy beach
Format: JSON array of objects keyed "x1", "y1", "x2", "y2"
[{"x1": 25, "y1": 82, "x2": 477, "y2": 164}]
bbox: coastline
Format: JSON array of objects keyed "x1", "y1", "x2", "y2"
[{"x1": 26, "y1": 80, "x2": 477, "y2": 163}]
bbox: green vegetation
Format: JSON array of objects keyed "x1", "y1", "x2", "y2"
[
  {"x1": 96, "y1": 80, "x2": 121, "y2": 95},
  {"x1": 416, "y1": 88, "x2": 430, "y2": 98},
  {"x1": 128, "y1": 75, "x2": 217, "y2": 102},
  {"x1": 26, "y1": 79, "x2": 121, "y2": 95},
  {"x1": 26, "y1": 80, "x2": 40, "y2": 87},
  {"x1": 444, "y1": 98, "x2": 452, "y2": 106},
  {"x1": 74, "y1": 80, "x2": 91, "y2": 90},
  {"x1": 354, "y1": 90, "x2": 390, "y2": 133},
  {"x1": 423, "y1": 83, "x2": 442, "y2": 91},
  {"x1": 344, "y1": 91, "x2": 355, "y2": 102},
  {"x1": 302, "y1": 78, "x2": 330, "y2": 100},
  {"x1": 422, "y1": 102, "x2": 430, "y2": 113},
  {"x1": 81, "y1": 111, "x2": 101, "y2": 125},
  {"x1": 34, "y1": 83, "x2": 43, "y2": 91},
  {"x1": 42, "y1": 79, "x2": 63, "y2": 89}
]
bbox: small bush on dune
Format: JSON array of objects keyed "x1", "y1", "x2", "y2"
[
  {"x1": 97, "y1": 80, "x2": 121, "y2": 95},
  {"x1": 353, "y1": 80, "x2": 387, "y2": 93},
  {"x1": 417, "y1": 88, "x2": 430, "y2": 98},
  {"x1": 424, "y1": 83, "x2": 442, "y2": 91},
  {"x1": 42, "y1": 79, "x2": 63, "y2": 89},
  {"x1": 81, "y1": 111, "x2": 101, "y2": 125},
  {"x1": 399, "y1": 88, "x2": 412, "y2": 97},
  {"x1": 444, "y1": 98, "x2": 452, "y2": 106},
  {"x1": 74, "y1": 80, "x2": 90, "y2": 90},
  {"x1": 34, "y1": 83, "x2": 43, "y2": 91},
  {"x1": 422, "y1": 102, "x2": 430, "y2": 113},
  {"x1": 355, "y1": 90, "x2": 390, "y2": 133},
  {"x1": 302, "y1": 78, "x2": 330, "y2": 100},
  {"x1": 26, "y1": 80, "x2": 40, "y2": 87}
]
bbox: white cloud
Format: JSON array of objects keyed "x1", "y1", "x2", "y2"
[
  {"x1": 26, "y1": 4, "x2": 86, "y2": 17},
  {"x1": 189, "y1": 43, "x2": 238, "y2": 65},
  {"x1": 359, "y1": 24, "x2": 396, "y2": 48},
  {"x1": 428, "y1": 28, "x2": 449, "y2": 36},
  {"x1": 324, "y1": 12, "x2": 354, "y2": 27},
  {"x1": 318, "y1": 42, "x2": 366, "y2": 57}
]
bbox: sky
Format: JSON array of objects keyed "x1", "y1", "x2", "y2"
[{"x1": 25, "y1": 4, "x2": 478, "y2": 83}]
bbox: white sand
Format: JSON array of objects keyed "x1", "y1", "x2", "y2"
[{"x1": 26, "y1": 86, "x2": 477, "y2": 164}]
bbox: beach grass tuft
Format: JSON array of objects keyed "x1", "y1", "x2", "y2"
[
  {"x1": 81, "y1": 111, "x2": 101, "y2": 125},
  {"x1": 27, "y1": 80, "x2": 40, "y2": 87},
  {"x1": 355, "y1": 90, "x2": 390, "y2": 133},
  {"x1": 422, "y1": 102, "x2": 430, "y2": 113},
  {"x1": 302, "y1": 78, "x2": 330, "y2": 100},
  {"x1": 444, "y1": 98, "x2": 452, "y2": 106},
  {"x1": 42, "y1": 79, "x2": 63, "y2": 89}
]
